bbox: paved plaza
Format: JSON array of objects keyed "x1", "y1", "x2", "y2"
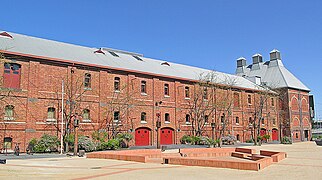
[{"x1": 0, "y1": 141, "x2": 321, "y2": 180}]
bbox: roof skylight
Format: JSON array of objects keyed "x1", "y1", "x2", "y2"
[
  {"x1": 133, "y1": 55, "x2": 143, "y2": 61},
  {"x1": 108, "y1": 51, "x2": 119, "y2": 57},
  {"x1": 161, "y1": 62, "x2": 170, "y2": 66}
]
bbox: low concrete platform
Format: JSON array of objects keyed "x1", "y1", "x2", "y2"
[
  {"x1": 87, "y1": 147, "x2": 286, "y2": 171},
  {"x1": 0, "y1": 142, "x2": 321, "y2": 179}
]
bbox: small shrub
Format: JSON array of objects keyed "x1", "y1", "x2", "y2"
[
  {"x1": 281, "y1": 136, "x2": 292, "y2": 144},
  {"x1": 116, "y1": 133, "x2": 133, "y2": 148},
  {"x1": 92, "y1": 131, "x2": 108, "y2": 142},
  {"x1": 78, "y1": 136, "x2": 96, "y2": 152},
  {"x1": 192, "y1": 136, "x2": 201, "y2": 145},
  {"x1": 107, "y1": 139, "x2": 120, "y2": 150},
  {"x1": 34, "y1": 134, "x2": 60, "y2": 153},
  {"x1": 180, "y1": 135, "x2": 193, "y2": 144},
  {"x1": 246, "y1": 139, "x2": 253, "y2": 143},
  {"x1": 263, "y1": 134, "x2": 270, "y2": 140},
  {"x1": 221, "y1": 135, "x2": 236, "y2": 145}
]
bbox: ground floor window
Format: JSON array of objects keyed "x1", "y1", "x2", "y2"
[{"x1": 4, "y1": 137, "x2": 12, "y2": 149}]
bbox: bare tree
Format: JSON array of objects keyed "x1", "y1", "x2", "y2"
[
  {"x1": 101, "y1": 79, "x2": 139, "y2": 139},
  {"x1": 249, "y1": 85, "x2": 276, "y2": 145},
  {"x1": 186, "y1": 71, "x2": 236, "y2": 139}
]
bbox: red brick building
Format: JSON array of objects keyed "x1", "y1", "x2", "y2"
[
  {"x1": 236, "y1": 50, "x2": 312, "y2": 142},
  {"x1": 0, "y1": 31, "x2": 311, "y2": 151}
]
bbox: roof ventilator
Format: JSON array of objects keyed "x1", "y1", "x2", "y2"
[
  {"x1": 161, "y1": 62, "x2": 170, "y2": 66},
  {"x1": 94, "y1": 48, "x2": 105, "y2": 55},
  {"x1": 0, "y1": 32, "x2": 13, "y2": 39},
  {"x1": 108, "y1": 51, "x2": 119, "y2": 57}
]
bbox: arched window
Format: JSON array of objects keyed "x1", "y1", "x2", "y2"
[
  {"x1": 185, "y1": 114, "x2": 190, "y2": 123},
  {"x1": 47, "y1": 107, "x2": 56, "y2": 119},
  {"x1": 84, "y1": 73, "x2": 91, "y2": 88},
  {"x1": 204, "y1": 115, "x2": 209, "y2": 123},
  {"x1": 164, "y1": 84, "x2": 169, "y2": 96},
  {"x1": 114, "y1": 77, "x2": 120, "y2": 91},
  {"x1": 114, "y1": 111, "x2": 120, "y2": 122},
  {"x1": 3, "y1": 63, "x2": 21, "y2": 89},
  {"x1": 141, "y1": 112, "x2": 146, "y2": 122},
  {"x1": 4, "y1": 137, "x2": 12, "y2": 149},
  {"x1": 203, "y1": 87, "x2": 208, "y2": 100},
  {"x1": 236, "y1": 117, "x2": 239, "y2": 124},
  {"x1": 247, "y1": 94, "x2": 252, "y2": 104},
  {"x1": 165, "y1": 113, "x2": 170, "y2": 122},
  {"x1": 271, "y1": 97, "x2": 275, "y2": 107},
  {"x1": 83, "y1": 109, "x2": 90, "y2": 120},
  {"x1": 220, "y1": 113, "x2": 225, "y2": 124},
  {"x1": 141, "y1": 81, "x2": 147, "y2": 93},
  {"x1": 4, "y1": 105, "x2": 14, "y2": 120},
  {"x1": 185, "y1": 86, "x2": 190, "y2": 98}
]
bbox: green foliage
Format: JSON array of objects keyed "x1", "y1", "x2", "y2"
[
  {"x1": 246, "y1": 139, "x2": 254, "y2": 143},
  {"x1": 206, "y1": 138, "x2": 216, "y2": 145},
  {"x1": 34, "y1": 134, "x2": 60, "y2": 153},
  {"x1": 281, "y1": 136, "x2": 292, "y2": 144},
  {"x1": 107, "y1": 139, "x2": 120, "y2": 150},
  {"x1": 78, "y1": 136, "x2": 96, "y2": 152},
  {"x1": 92, "y1": 131, "x2": 108, "y2": 142},
  {"x1": 116, "y1": 133, "x2": 133, "y2": 148},
  {"x1": 263, "y1": 134, "x2": 270, "y2": 140},
  {"x1": 257, "y1": 136, "x2": 263, "y2": 141},
  {"x1": 116, "y1": 133, "x2": 133, "y2": 142},
  {"x1": 192, "y1": 136, "x2": 201, "y2": 145},
  {"x1": 29, "y1": 138, "x2": 38, "y2": 146},
  {"x1": 64, "y1": 134, "x2": 75, "y2": 147},
  {"x1": 180, "y1": 135, "x2": 193, "y2": 144}
]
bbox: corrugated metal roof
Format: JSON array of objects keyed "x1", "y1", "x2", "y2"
[
  {"x1": 236, "y1": 57, "x2": 310, "y2": 91},
  {"x1": 0, "y1": 30, "x2": 266, "y2": 91}
]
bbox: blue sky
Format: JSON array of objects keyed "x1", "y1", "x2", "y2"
[{"x1": 2, "y1": 0, "x2": 322, "y2": 119}]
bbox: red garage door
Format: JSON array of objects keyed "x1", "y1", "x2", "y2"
[
  {"x1": 272, "y1": 129, "x2": 278, "y2": 141},
  {"x1": 160, "y1": 128, "x2": 173, "y2": 145},
  {"x1": 135, "y1": 128, "x2": 150, "y2": 146}
]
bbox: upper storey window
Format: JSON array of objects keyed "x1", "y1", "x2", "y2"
[
  {"x1": 114, "y1": 77, "x2": 120, "y2": 91},
  {"x1": 3, "y1": 63, "x2": 21, "y2": 89},
  {"x1": 185, "y1": 86, "x2": 190, "y2": 98},
  {"x1": 84, "y1": 73, "x2": 91, "y2": 88},
  {"x1": 164, "y1": 84, "x2": 169, "y2": 96},
  {"x1": 141, "y1": 81, "x2": 147, "y2": 94},
  {"x1": 247, "y1": 94, "x2": 252, "y2": 104}
]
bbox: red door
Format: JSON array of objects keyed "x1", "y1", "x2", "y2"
[
  {"x1": 160, "y1": 128, "x2": 173, "y2": 145},
  {"x1": 272, "y1": 129, "x2": 278, "y2": 141},
  {"x1": 135, "y1": 128, "x2": 150, "y2": 146}
]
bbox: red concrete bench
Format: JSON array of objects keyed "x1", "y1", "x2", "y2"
[
  {"x1": 231, "y1": 152, "x2": 252, "y2": 159},
  {"x1": 260, "y1": 150, "x2": 286, "y2": 162},
  {"x1": 235, "y1": 148, "x2": 256, "y2": 154}
]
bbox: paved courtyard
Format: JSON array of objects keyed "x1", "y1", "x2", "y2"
[{"x1": 0, "y1": 141, "x2": 321, "y2": 180}]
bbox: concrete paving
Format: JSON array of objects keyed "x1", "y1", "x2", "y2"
[{"x1": 0, "y1": 141, "x2": 321, "y2": 180}]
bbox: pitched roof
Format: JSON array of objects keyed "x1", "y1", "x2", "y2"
[
  {"x1": 236, "y1": 58, "x2": 310, "y2": 91},
  {"x1": 0, "y1": 30, "x2": 265, "y2": 91}
]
